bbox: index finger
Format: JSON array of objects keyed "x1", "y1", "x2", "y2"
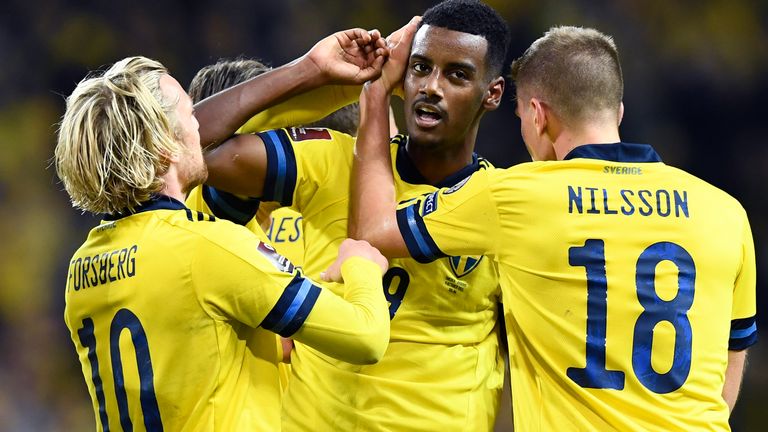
[{"x1": 342, "y1": 28, "x2": 372, "y2": 46}]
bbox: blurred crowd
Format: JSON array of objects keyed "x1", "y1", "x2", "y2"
[{"x1": 0, "y1": 0, "x2": 765, "y2": 430}]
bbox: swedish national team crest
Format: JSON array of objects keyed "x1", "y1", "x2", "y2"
[{"x1": 448, "y1": 255, "x2": 483, "y2": 278}]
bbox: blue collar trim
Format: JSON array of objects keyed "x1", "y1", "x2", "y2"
[
  {"x1": 103, "y1": 194, "x2": 188, "y2": 221},
  {"x1": 563, "y1": 142, "x2": 662, "y2": 163},
  {"x1": 396, "y1": 136, "x2": 481, "y2": 188}
]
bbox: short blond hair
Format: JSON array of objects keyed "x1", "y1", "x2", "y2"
[
  {"x1": 55, "y1": 56, "x2": 182, "y2": 214},
  {"x1": 510, "y1": 26, "x2": 623, "y2": 125}
]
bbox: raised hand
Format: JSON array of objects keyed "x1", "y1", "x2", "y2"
[
  {"x1": 321, "y1": 238, "x2": 389, "y2": 282},
  {"x1": 306, "y1": 28, "x2": 390, "y2": 85},
  {"x1": 379, "y1": 16, "x2": 421, "y2": 95}
]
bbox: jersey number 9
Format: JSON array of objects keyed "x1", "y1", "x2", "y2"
[{"x1": 383, "y1": 267, "x2": 410, "y2": 319}]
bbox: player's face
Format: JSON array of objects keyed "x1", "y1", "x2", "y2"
[
  {"x1": 160, "y1": 74, "x2": 207, "y2": 192},
  {"x1": 403, "y1": 25, "x2": 493, "y2": 150}
]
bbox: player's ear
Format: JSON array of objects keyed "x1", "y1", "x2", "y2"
[
  {"x1": 618, "y1": 101, "x2": 625, "y2": 126},
  {"x1": 160, "y1": 148, "x2": 181, "y2": 165},
  {"x1": 483, "y1": 76, "x2": 505, "y2": 111},
  {"x1": 531, "y1": 97, "x2": 547, "y2": 136}
]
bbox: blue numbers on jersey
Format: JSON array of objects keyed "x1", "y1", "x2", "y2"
[
  {"x1": 568, "y1": 239, "x2": 695, "y2": 394},
  {"x1": 382, "y1": 267, "x2": 410, "y2": 319},
  {"x1": 77, "y1": 308, "x2": 163, "y2": 431},
  {"x1": 567, "y1": 240, "x2": 626, "y2": 389},
  {"x1": 633, "y1": 242, "x2": 694, "y2": 393},
  {"x1": 78, "y1": 318, "x2": 110, "y2": 429}
]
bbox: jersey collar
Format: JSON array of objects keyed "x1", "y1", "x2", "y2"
[
  {"x1": 395, "y1": 135, "x2": 481, "y2": 188},
  {"x1": 103, "y1": 194, "x2": 188, "y2": 221},
  {"x1": 563, "y1": 142, "x2": 662, "y2": 163}
]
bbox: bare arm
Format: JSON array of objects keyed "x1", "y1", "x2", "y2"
[
  {"x1": 349, "y1": 82, "x2": 408, "y2": 257},
  {"x1": 203, "y1": 134, "x2": 268, "y2": 197},
  {"x1": 723, "y1": 349, "x2": 748, "y2": 413},
  {"x1": 348, "y1": 17, "x2": 420, "y2": 258},
  {"x1": 196, "y1": 28, "x2": 388, "y2": 149}
]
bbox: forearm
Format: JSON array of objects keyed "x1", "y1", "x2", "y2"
[
  {"x1": 349, "y1": 83, "x2": 408, "y2": 257},
  {"x1": 723, "y1": 349, "x2": 747, "y2": 412},
  {"x1": 239, "y1": 84, "x2": 362, "y2": 134},
  {"x1": 196, "y1": 56, "x2": 328, "y2": 149},
  {"x1": 291, "y1": 257, "x2": 389, "y2": 364}
]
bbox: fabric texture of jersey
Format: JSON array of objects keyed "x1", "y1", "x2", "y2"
[
  {"x1": 187, "y1": 186, "x2": 303, "y2": 392},
  {"x1": 65, "y1": 195, "x2": 386, "y2": 431},
  {"x1": 254, "y1": 129, "x2": 504, "y2": 431},
  {"x1": 397, "y1": 143, "x2": 757, "y2": 431}
]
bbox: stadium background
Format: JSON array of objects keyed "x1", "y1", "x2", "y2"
[{"x1": 0, "y1": 0, "x2": 765, "y2": 429}]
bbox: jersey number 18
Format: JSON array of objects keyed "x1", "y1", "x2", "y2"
[{"x1": 567, "y1": 239, "x2": 694, "y2": 394}]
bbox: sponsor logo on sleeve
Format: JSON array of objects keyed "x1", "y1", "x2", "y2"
[
  {"x1": 257, "y1": 241, "x2": 295, "y2": 273},
  {"x1": 289, "y1": 127, "x2": 332, "y2": 141},
  {"x1": 422, "y1": 191, "x2": 439, "y2": 216}
]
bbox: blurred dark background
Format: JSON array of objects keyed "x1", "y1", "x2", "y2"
[{"x1": 0, "y1": 0, "x2": 765, "y2": 430}]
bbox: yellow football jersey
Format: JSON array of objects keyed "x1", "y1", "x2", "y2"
[
  {"x1": 64, "y1": 195, "x2": 389, "y2": 431},
  {"x1": 256, "y1": 129, "x2": 503, "y2": 431},
  {"x1": 264, "y1": 207, "x2": 304, "y2": 267},
  {"x1": 185, "y1": 185, "x2": 304, "y2": 268},
  {"x1": 397, "y1": 143, "x2": 758, "y2": 431},
  {"x1": 186, "y1": 186, "x2": 301, "y2": 393}
]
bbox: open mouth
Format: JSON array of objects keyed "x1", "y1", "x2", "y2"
[{"x1": 414, "y1": 104, "x2": 443, "y2": 128}]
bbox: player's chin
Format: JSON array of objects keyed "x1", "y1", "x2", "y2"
[
  {"x1": 182, "y1": 165, "x2": 209, "y2": 195},
  {"x1": 406, "y1": 120, "x2": 445, "y2": 146},
  {"x1": 408, "y1": 128, "x2": 446, "y2": 149}
]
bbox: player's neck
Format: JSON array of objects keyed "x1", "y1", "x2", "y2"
[
  {"x1": 406, "y1": 137, "x2": 476, "y2": 186},
  {"x1": 159, "y1": 167, "x2": 187, "y2": 203},
  {"x1": 553, "y1": 125, "x2": 621, "y2": 160}
]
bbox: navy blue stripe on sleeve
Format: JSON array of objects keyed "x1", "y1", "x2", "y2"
[
  {"x1": 729, "y1": 316, "x2": 758, "y2": 350},
  {"x1": 258, "y1": 129, "x2": 298, "y2": 207},
  {"x1": 261, "y1": 273, "x2": 322, "y2": 337},
  {"x1": 201, "y1": 185, "x2": 260, "y2": 225},
  {"x1": 395, "y1": 202, "x2": 446, "y2": 264}
]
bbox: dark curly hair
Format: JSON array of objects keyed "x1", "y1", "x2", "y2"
[{"x1": 421, "y1": 0, "x2": 511, "y2": 77}]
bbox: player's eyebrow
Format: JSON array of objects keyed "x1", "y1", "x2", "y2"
[
  {"x1": 447, "y1": 61, "x2": 476, "y2": 73},
  {"x1": 410, "y1": 53, "x2": 477, "y2": 74}
]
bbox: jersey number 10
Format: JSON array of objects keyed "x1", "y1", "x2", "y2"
[
  {"x1": 567, "y1": 239, "x2": 694, "y2": 394},
  {"x1": 77, "y1": 309, "x2": 163, "y2": 431}
]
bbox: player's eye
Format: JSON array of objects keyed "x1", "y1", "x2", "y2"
[
  {"x1": 449, "y1": 70, "x2": 468, "y2": 81},
  {"x1": 412, "y1": 63, "x2": 430, "y2": 74}
]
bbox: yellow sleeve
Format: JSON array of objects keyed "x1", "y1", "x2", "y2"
[
  {"x1": 238, "y1": 85, "x2": 360, "y2": 134},
  {"x1": 395, "y1": 168, "x2": 502, "y2": 262},
  {"x1": 292, "y1": 257, "x2": 390, "y2": 364},
  {"x1": 185, "y1": 184, "x2": 261, "y2": 226},
  {"x1": 728, "y1": 209, "x2": 757, "y2": 350},
  {"x1": 257, "y1": 128, "x2": 353, "y2": 211},
  {"x1": 192, "y1": 225, "x2": 388, "y2": 364}
]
